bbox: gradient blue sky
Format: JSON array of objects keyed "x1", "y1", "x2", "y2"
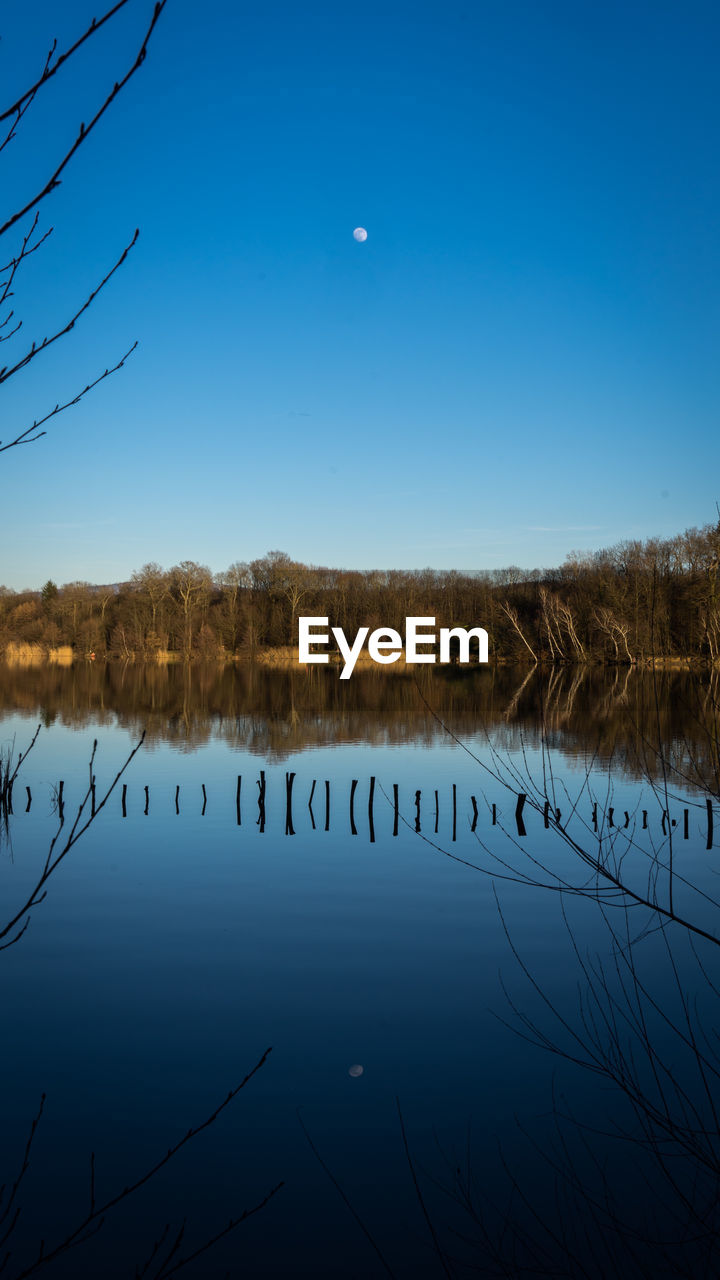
[{"x1": 2, "y1": 0, "x2": 718, "y2": 589}]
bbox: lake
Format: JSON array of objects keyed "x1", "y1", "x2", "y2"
[{"x1": 0, "y1": 662, "x2": 718, "y2": 1278}]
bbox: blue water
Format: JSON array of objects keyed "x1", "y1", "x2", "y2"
[{"x1": 0, "y1": 692, "x2": 716, "y2": 1278}]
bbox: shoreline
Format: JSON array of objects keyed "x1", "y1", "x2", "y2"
[{"x1": 0, "y1": 642, "x2": 711, "y2": 672}]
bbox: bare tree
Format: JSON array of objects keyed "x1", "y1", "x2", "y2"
[
  {"x1": 130, "y1": 562, "x2": 170, "y2": 653},
  {"x1": 0, "y1": 1, "x2": 168, "y2": 455},
  {"x1": 169, "y1": 561, "x2": 214, "y2": 660},
  {"x1": 498, "y1": 599, "x2": 538, "y2": 664},
  {"x1": 593, "y1": 605, "x2": 635, "y2": 663}
]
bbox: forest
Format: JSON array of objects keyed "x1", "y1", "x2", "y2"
[{"x1": 1, "y1": 518, "x2": 719, "y2": 664}]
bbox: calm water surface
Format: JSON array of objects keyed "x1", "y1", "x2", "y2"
[{"x1": 0, "y1": 663, "x2": 717, "y2": 1277}]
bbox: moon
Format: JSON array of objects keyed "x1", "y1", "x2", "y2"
[
  {"x1": 352, "y1": 227, "x2": 367, "y2": 242},
  {"x1": 348, "y1": 1064, "x2": 364, "y2": 1077}
]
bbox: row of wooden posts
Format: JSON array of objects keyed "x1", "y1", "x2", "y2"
[{"x1": 8, "y1": 773, "x2": 717, "y2": 849}]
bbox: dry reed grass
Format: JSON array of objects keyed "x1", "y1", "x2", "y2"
[{"x1": 3, "y1": 643, "x2": 74, "y2": 667}]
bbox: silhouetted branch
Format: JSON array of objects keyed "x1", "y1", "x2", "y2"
[
  {"x1": 0, "y1": 724, "x2": 41, "y2": 852},
  {"x1": 0, "y1": 3, "x2": 133, "y2": 129},
  {"x1": 0, "y1": 2, "x2": 168, "y2": 453},
  {"x1": 395, "y1": 1097, "x2": 454, "y2": 1279},
  {"x1": 297, "y1": 1108, "x2": 398, "y2": 1279},
  {"x1": 408, "y1": 670, "x2": 720, "y2": 1275},
  {"x1": 0, "y1": 2, "x2": 168, "y2": 241},
  {"x1": 0, "y1": 40, "x2": 56, "y2": 156},
  {"x1": 0, "y1": 214, "x2": 53, "y2": 321},
  {"x1": 0, "y1": 730, "x2": 146, "y2": 949},
  {"x1": 4, "y1": 1050, "x2": 280, "y2": 1279},
  {"x1": 0, "y1": 231, "x2": 139, "y2": 391},
  {"x1": 146, "y1": 1179, "x2": 284, "y2": 1278},
  {"x1": 0, "y1": 1095, "x2": 45, "y2": 1248},
  {"x1": 411, "y1": 679, "x2": 720, "y2": 949},
  {"x1": 0, "y1": 341, "x2": 138, "y2": 452}
]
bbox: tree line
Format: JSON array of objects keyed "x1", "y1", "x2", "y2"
[{"x1": 1, "y1": 519, "x2": 719, "y2": 664}]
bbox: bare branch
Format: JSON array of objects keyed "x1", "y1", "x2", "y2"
[
  {"x1": 11, "y1": 1049, "x2": 279, "y2": 1279},
  {"x1": 0, "y1": 2, "x2": 168, "y2": 241},
  {"x1": 0, "y1": 214, "x2": 53, "y2": 317},
  {"x1": 0, "y1": 341, "x2": 138, "y2": 452},
  {"x1": 0, "y1": 230, "x2": 139, "y2": 391},
  {"x1": 0, "y1": 42, "x2": 56, "y2": 155},
  {"x1": 0, "y1": 2, "x2": 133, "y2": 126},
  {"x1": 0, "y1": 1095, "x2": 46, "y2": 1248},
  {"x1": 149, "y1": 1181, "x2": 285, "y2": 1278},
  {"x1": 0, "y1": 731, "x2": 146, "y2": 949}
]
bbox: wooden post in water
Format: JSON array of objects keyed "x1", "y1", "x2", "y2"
[
  {"x1": 144, "y1": 785, "x2": 149, "y2": 816},
  {"x1": 492, "y1": 803, "x2": 497, "y2": 826},
  {"x1": 684, "y1": 808, "x2": 689, "y2": 840},
  {"x1": 121, "y1": 783, "x2": 127, "y2": 818},
  {"x1": 91, "y1": 776, "x2": 96, "y2": 817},
  {"x1": 608, "y1": 807, "x2": 614, "y2": 828},
  {"x1": 350, "y1": 779, "x2": 358, "y2": 836},
  {"x1": 543, "y1": 800, "x2": 550, "y2": 829},
  {"x1": 257, "y1": 771, "x2": 266, "y2": 833},
  {"x1": 201, "y1": 784, "x2": 207, "y2": 816},
  {"x1": 308, "y1": 780, "x2": 316, "y2": 830},
  {"x1": 285, "y1": 772, "x2": 296, "y2": 836},
  {"x1": 324, "y1": 780, "x2": 330, "y2": 832},
  {"x1": 393, "y1": 784, "x2": 399, "y2": 837},
  {"x1": 592, "y1": 802, "x2": 598, "y2": 830},
  {"x1": 515, "y1": 793, "x2": 527, "y2": 837},
  {"x1": 368, "y1": 776, "x2": 375, "y2": 844},
  {"x1": 642, "y1": 810, "x2": 648, "y2": 829},
  {"x1": 175, "y1": 785, "x2": 180, "y2": 815},
  {"x1": 452, "y1": 784, "x2": 457, "y2": 843},
  {"x1": 470, "y1": 795, "x2": 478, "y2": 833},
  {"x1": 25, "y1": 786, "x2": 31, "y2": 813},
  {"x1": 236, "y1": 776, "x2": 242, "y2": 826},
  {"x1": 434, "y1": 789, "x2": 439, "y2": 834},
  {"x1": 707, "y1": 799, "x2": 714, "y2": 851},
  {"x1": 414, "y1": 789, "x2": 421, "y2": 834}
]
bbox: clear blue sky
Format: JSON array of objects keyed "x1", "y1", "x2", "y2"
[{"x1": 2, "y1": 0, "x2": 718, "y2": 589}]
